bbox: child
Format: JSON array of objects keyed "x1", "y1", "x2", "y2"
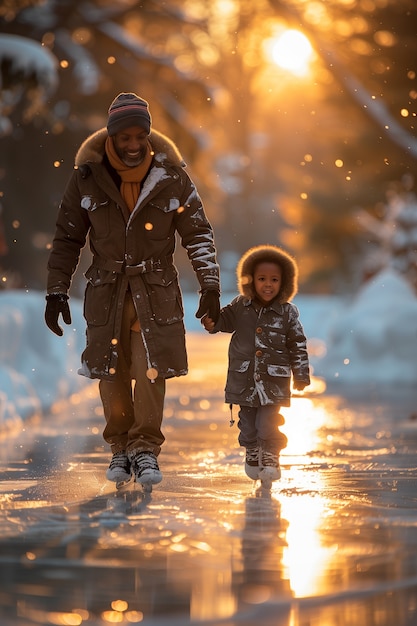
[{"x1": 202, "y1": 244, "x2": 310, "y2": 486}]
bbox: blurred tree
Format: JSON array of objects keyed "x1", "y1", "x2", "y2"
[
  {"x1": 0, "y1": 29, "x2": 59, "y2": 287},
  {"x1": 170, "y1": 0, "x2": 417, "y2": 292},
  {"x1": 267, "y1": 0, "x2": 417, "y2": 291},
  {"x1": 0, "y1": 0, "x2": 416, "y2": 294},
  {"x1": 0, "y1": 33, "x2": 58, "y2": 135},
  {"x1": 0, "y1": 0, "x2": 214, "y2": 290},
  {"x1": 357, "y1": 174, "x2": 417, "y2": 292}
]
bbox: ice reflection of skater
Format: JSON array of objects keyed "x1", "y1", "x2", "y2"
[
  {"x1": 202, "y1": 245, "x2": 310, "y2": 487},
  {"x1": 232, "y1": 492, "x2": 292, "y2": 620},
  {"x1": 106, "y1": 484, "x2": 151, "y2": 516}
]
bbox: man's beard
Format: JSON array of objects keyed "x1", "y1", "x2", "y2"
[{"x1": 116, "y1": 145, "x2": 147, "y2": 167}]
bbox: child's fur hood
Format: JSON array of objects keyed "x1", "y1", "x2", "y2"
[
  {"x1": 237, "y1": 244, "x2": 298, "y2": 304},
  {"x1": 74, "y1": 127, "x2": 186, "y2": 168}
]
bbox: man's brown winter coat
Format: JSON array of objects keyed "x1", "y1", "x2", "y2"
[{"x1": 47, "y1": 128, "x2": 220, "y2": 380}]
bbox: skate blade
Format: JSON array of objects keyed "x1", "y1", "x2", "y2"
[
  {"x1": 260, "y1": 478, "x2": 273, "y2": 490},
  {"x1": 133, "y1": 476, "x2": 155, "y2": 493},
  {"x1": 258, "y1": 467, "x2": 281, "y2": 490},
  {"x1": 115, "y1": 476, "x2": 133, "y2": 489}
]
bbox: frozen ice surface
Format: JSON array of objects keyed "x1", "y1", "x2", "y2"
[
  {"x1": 0, "y1": 333, "x2": 417, "y2": 625},
  {"x1": 1, "y1": 273, "x2": 417, "y2": 623}
]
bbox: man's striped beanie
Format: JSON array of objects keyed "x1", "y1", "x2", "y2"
[{"x1": 107, "y1": 92, "x2": 152, "y2": 136}]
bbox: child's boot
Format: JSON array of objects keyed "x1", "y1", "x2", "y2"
[
  {"x1": 245, "y1": 446, "x2": 260, "y2": 480},
  {"x1": 259, "y1": 449, "x2": 281, "y2": 487}
]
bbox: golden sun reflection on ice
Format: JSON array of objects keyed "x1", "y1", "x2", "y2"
[
  {"x1": 282, "y1": 395, "x2": 327, "y2": 458},
  {"x1": 278, "y1": 396, "x2": 336, "y2": 598},
  {"x1": 280, "y1": 493, "x2": 337, "y2": 598}
]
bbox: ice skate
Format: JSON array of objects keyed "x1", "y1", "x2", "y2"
[
  {"x1": 245, "y1": 446, "x2": 260, "y2": 480},
  {"x1": 106, "y1": 451, "x2": 132, "y2": 488},
  {"x1": 131, "y1": 451, "x2": 162, "y2": 493},
  {"x1": 259, "y1": 450, "x2": 281, "y2": 489}
]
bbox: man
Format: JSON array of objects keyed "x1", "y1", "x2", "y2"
[{"x1": 45, "y1": 92, "x2": 220, "y2": 489}]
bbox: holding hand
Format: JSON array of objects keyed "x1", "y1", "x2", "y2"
[
  {"x1": 201, "y1": 315, "x2": 215, "y2": 332},
  {"x1": 293, "y1": 381, "x2": 308, "y2": 391},
  {"x1": 45, "y1": 293, "x2": 72, "y2": 336},
  {"x1": 195, "y1": 289, "x2": 220, "y2": 324}
]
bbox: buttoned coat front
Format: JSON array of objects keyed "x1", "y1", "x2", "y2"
[
  {"x1": 210, "y1": 244, "x2": 310, "y2": 407},
  {"x1": 47, "y1": 128, "x2": 220, "y2": 381},
  {"x1": 213, "y1": 297, "x2": 310, "y2": 407}
]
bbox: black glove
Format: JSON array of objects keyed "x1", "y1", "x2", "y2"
[
  {"x1": 293, "y1": 381, "x2": 308, "y2": 391},
  {"x1": 45, "y1": 293, "x2": 72, "y2": 336},
  {"x1": 195, "y1": 289, "x2": 220, "y2": 324}
]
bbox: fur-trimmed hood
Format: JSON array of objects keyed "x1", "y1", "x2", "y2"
[
  {"x1": 237, "y1": 244, "x2": 298, "y2": 304},
  {"x1": 74, "y1": 127, "x2": 186, "y2": 169}
]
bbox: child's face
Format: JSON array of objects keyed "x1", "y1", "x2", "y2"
[{"x1": 253, "y1": 262, "x2": 282, "y2": 305}]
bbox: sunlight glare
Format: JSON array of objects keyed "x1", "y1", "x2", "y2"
[
  {"x1": 282, "y1": 397, "x2": 327, "y2": 457},
  {"x1": 270, "y1": 29, "x2": 313, "y2": 76},
  {"x1": 280, "y1": 494, "x2": 336, "y2": 597},
  {"x1": 277, "y1": 393, "x2": 337, "y2": 597}
]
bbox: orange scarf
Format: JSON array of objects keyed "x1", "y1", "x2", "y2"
[{"x1": 105, "y1": 137, "x2": 153, "y2": 212}]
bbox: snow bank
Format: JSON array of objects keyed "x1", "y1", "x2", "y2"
[
  {"x1": 315, "y1": 269, "x2": 417, "y2": 388},
  {"x1": 0, "y1": 290, "x2": 89, "y2": 429}
]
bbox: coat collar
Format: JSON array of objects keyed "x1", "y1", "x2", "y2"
[
  {"x1": 243, "y1": 297, "x2": 285, "y2": 315},
  {"x1": 74, "y1": 127, "x2": 186, "y2": 169}
]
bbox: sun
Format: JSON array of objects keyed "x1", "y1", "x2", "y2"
[{"x1": 269, "y1": 29, "x2": 314, "y2": 76}]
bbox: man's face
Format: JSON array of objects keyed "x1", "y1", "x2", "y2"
[{"x1": 113, "y1": 126, "x2": 149, "y2": 167}]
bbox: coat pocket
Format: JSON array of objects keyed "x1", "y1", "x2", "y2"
[
  {"x1": 144, "y1": 266, "x2": 184, "y2": 325},
  {"x1": 148, "y1": 197, "x2": 181, "y2": 213},
  {"x1": 80, "y1": 195, "x2": 111, "y2": 239},
  {"x1": 84, "y1": 267, "x2": 118, "y2": 326},
  {"x1": 226, "y1": 359, "x2": 251, "y2": 395},
  {"x1": 266, "y1": 364, "x2": 291, "y2": 377}
]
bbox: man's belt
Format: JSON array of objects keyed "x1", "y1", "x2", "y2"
[{"x1": 93, "y1": 257, "x2": 170, "y2": 275}]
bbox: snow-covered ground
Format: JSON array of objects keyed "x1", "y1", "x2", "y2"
[
  {"x1": 0, "y1": 290, "x2": 88, "y2": 429},
  {"x1": 0, "y1": 267, "x2": 416, "y2": 430},
  {"x1": 314, "y1": 268, "x2": 417, "y2": 388}
]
